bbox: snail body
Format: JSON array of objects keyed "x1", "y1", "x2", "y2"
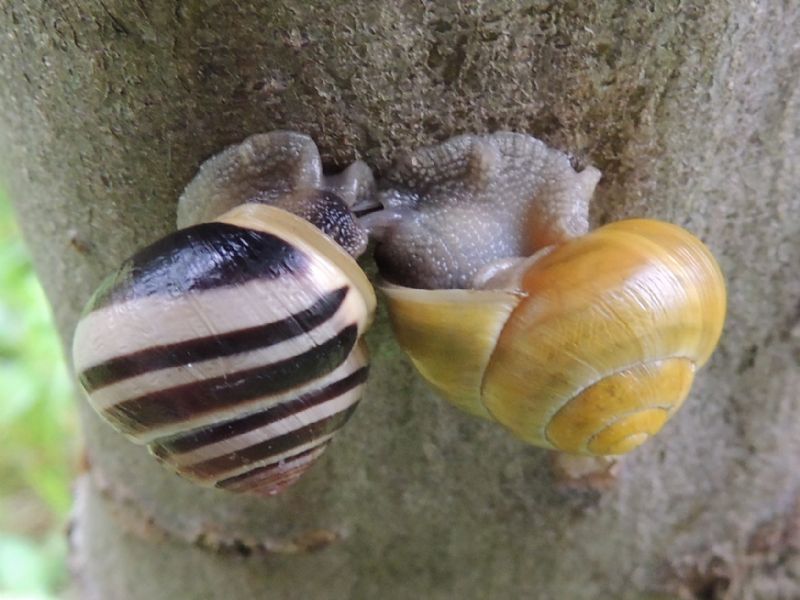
[
  {"x1": 369, "y1": 133, "x2": 726, "y2": 455},
  {"x1": 72, "y1": 132, "x2": 376, "y2": 495}
]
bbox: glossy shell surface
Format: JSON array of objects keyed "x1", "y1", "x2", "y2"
[
  {"x1": 73, "y1": 204, "x2": 375, "y2": 495},
  {"x1": 383, "y1": 219, "x2": 726, "y2": 455}
]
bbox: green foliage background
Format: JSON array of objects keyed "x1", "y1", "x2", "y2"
[{"x1": 0, "y1": 192, "x2": 77, "y2": 599}]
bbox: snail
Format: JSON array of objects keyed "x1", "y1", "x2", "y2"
[
  {"x1": 72, "y1": 132, "x2": 376, "y2": 495},
  {"x1": 363, "y1": 132, "x2": 726, "y2": 456}
]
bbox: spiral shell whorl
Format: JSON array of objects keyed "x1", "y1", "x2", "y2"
[
  {"x1": 382, "y1": 219, "x2": 725, "y2": 456},
  {"x1": 374, "y1": 133, "x2": 725, "y2": 456},
  {"x1": 73, "y1": 205, "x2": 374, "y2": 495},
  {"x1": 482, "y1": 219, "x2": 726, "y2": 454}
]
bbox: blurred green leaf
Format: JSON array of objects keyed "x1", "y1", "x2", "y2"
[
  {"x1": 0, "y1": 535, "x2": 61, "y2": 596},
  {"x1": 0, "y1": 367, "x2": 38, "y2": 423},
  {"x1": 0, "y1": 188, "x2": 75, "y2": 597}
]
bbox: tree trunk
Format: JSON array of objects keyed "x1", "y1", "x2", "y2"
[{"x1": 1, "y1": 1, "x2": 798, "y2": 598}]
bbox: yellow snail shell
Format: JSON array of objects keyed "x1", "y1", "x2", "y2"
[
  {"x1": 383, "y1": 219, "x2": 726, "y2": 455},
  {"x1": 368, "y1": 132, "x2": 727, "y2": 456}
]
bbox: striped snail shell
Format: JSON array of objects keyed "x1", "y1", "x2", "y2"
[
  {"x1": 72, "y1": 132, "x2": 376, "y2": 495},
  {"x1": 365, "y1": 132, "x2": 726, "y2": 455}
]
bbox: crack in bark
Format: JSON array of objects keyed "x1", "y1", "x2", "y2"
[{"x1": 75, "y1": 469, "x2": 346, "y2": 556}]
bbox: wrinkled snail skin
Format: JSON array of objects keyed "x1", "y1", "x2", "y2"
[
  {"x1": 72, "y1": 132, "x2": 376, "y2": 496},
  {"x1": 374, "y1": 132, "x2": 726, "y2": 456},
  {"x1": 367, "y1": 131, "x2": 601, "y2": 290}
]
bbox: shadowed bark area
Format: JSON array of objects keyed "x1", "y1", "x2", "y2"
[{"x1": 0, "y1": 1, "x2": 798, "y2": 598}]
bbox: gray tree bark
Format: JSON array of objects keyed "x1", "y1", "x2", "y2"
[{"x1": 0, "y1": 1, "x2": 798, "y2": 599}]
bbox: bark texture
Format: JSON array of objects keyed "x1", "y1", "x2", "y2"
[{"x1": 0, "y1": 1, "x2": 798, "y2": 598}]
